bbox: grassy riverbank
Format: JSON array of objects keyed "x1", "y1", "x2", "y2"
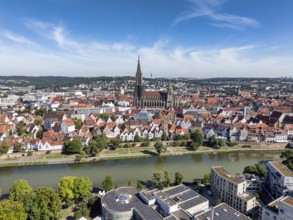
[
  {"x1": 0, "y1": 161, "x2": 48, "y2": 167},
  {"x1": 0, "y1": 144, "x2": 287, "y2": 168}
]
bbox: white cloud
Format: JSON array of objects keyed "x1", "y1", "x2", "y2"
[
  {"x1": 175, "y1": 0, "x2": 260, "y2": 30},
  {"x1": 0, "y1": 21, "x2": 292, "y2": 78},
  {"x1": 2, "y1": 30, "x2": 36, "y2": 46}
]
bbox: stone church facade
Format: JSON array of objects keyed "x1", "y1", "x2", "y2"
[{"x1": 133, "y1": 58, "x2": 176, "y2": 108}]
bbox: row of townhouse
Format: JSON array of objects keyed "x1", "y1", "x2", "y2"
[{"x1": 204, "y1": 123, "x2": 289, "y2": 143}]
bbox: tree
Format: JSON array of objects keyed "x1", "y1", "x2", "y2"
[
  {"x1": 134, "y1": 134, "x2": 142, "y2": 142},
  {"x1": 218, "y1": 139, "x2": 226, "y2": 147},
  {"x1": 256, "y1": 164, "x2": 267, "y2": 178},
  {"x1": 161, "y1": 132, "x2": 167, "y2": 141},
  {"x1": 9, "y1": 179, "x2": 33, "y2": 201},
  {"x1": 73, "y1": 177, "x2": 93, "y2": 200},
  {"x1": 99, "y1": 113, "x2": 109, "y2": 121},
  {"x1": 202, "y1": 173, "x2": 211, "y2": 184},
  {"x1": 58, "y1": 176, "x2": 92, "y2": 201},
  {"x1": 36, "y1": 129, "x2": 43, "y2": 139},
  {"x1": 190, "y1": 129, "x2": 204, "y2": 146},
  {"x1": 128, "y1": 181, "x2": 131, "y2": 186},
  {"x1": 174, "y1": 172, "x2": 183, "y2": 185},
  {"x1": 163, "y1": 171, "x2": 171, "y2": 187},
  {"x1": 0, "y1": 141, "x2": 10, "y2": 155},
  {"x1": 154, "y1": 141, "x2": 167, "y2": 155},
  {"x1": 73, "y1": 118, "x2": 83, "y2": 129},
  {"x1": 58, "y1": 176, "x2": 75, "y2": 201},
  {"x1": 34, "y1": 118, "x2": 43, "y2": 126},
  {"x1": 243, "y1": 165, "x2": 258, "y2": 175},
  {"x1": 102, "y1": 176, "x2": 114, "y2": 192},
  {"x1": 94, "y1": 134, "x2": 108, "y2": 150},
  {"x1": 13, "y1": 142, "x2": 22, "y2": 153},
  {"x1": 16, "y1": 121, "x2": 26, "y2": 136},
  {"x1": 23, "y1": 187, "x2": 62, "y2": 220},
  {"x1": 110, "y1": 139, "x2": 121, "y2": 150},
  {"x1": 153, "y1": 171, "x2": 163, "y2": 189},
  {"x1": 208, "y1": 135, "x2": 218, "y2": 147},
  {"x1": 215, "y1": 198, "x2": 221, "y2": 205},
  {"x1": 35, "y1": 108, "x2": 47, "y2": 116},
  {"x1": 190, "y1": 142, "x2": 200, "y2": 151},
  {"x1": 64, "y1": 139, "x2": 82, "y2": 154},
  {"x1": 136, "y1": 181, "x2": 144, "y2": 190},
  {"x1": 0, "y1": 200, "x2": 27, "y2": 220},
  {"x1": 282, "y1": 149, "x2": 293, "y2": 171}
]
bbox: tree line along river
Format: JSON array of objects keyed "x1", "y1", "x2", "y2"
[{"x1": 0, "y1": 151, "x2": 282, "y2": 195}]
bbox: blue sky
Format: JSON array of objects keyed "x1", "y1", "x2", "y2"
[{"x1": 0, "y1": 0, "x2": 293, "y2": 78}]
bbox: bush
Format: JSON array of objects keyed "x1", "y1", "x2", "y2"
[
  {"x1": 141, "y1": 142, "x2": 150, "y2": 147},
  {"x1": 46, "y1": 150, "x2": 51, "y2": 154},
  {"x1": 180, "y1": 141, "x2": 187, "y2": 146},
  {"x1": 242, "y1": 145, "x2": 251, "y2": 148},
  {"x1": 27, "y1": 151, "x2": 33, "y2": 156},
  {"x1": 226, "y1": 142, "x2": 238, "y2": 147}
]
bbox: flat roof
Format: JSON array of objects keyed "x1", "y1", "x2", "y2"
[
  {"x1": 241, "y1": 193, "x2": 255, "y2": 201},
  {"x1": 267, "y1": 200, "x2": 280, "y2": 214},
  {"x1": 172, "y1": 189, "x2": 199, "y2": 203},
  {"x1": 162, "y1": 184, "x2": 189, "y2": 197},
  {"x1": 213, "y1": 167, "x2": 245, "y2": 184},
  {"x1": 134, "y1": 204, "x2": 163, "y2": 220},
  {"x1": 195, "y1": 203, "x2": 251, "y2": 220},
  {"x1": 269, "y1": 161, "x2": 293, "y2": 177},
  {"x1": 140, "y1": 191, "x2": 154, "y2": 201},
  {"x1": 179, "y1": 196, "x2": 208, "y2": 211},
  {"x1": 282, "y1": 196, "x2": 293, "y2": 207},
  {"x1": 163, "y1": 198, "x2": 176, "y2": 206},
  {"x1": 155, "y1": 191, "x2": 168, "y2": 200},
  {"x1": 172, "y1": 209, "x2": 192, "y2": 220}
]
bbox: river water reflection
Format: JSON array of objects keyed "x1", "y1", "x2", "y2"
[{"x1": 0, "y1": 151, "x2": 281, "y2": 194}]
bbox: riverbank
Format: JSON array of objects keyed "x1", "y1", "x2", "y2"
[{"x1": 0, "y1": 143, "x2": 288, "y2": 168}]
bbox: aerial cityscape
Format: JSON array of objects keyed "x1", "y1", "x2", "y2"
[{"x1": 0, "y1": 0, "x2": 293, "y2": 220}]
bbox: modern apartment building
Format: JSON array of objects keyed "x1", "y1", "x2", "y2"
[
  {"x1": 211, "y1": 166, "x2": 256, "y2": 214},
  {"x1": 265, "y1": 161, "x2": 293, "y2": 199},
  {"x1": 260, "y1": 196, "x2": 293, "y2": 220}
]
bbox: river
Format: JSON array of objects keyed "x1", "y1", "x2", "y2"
[{"x1": 0, "y1": 151, "x2": 281, "y2": 195}]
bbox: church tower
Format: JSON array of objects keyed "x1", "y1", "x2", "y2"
[
  {"x1": 134, "y1": 56, "x2": 144, "y2": 105},
  {"x1": 166, "y1": 83, "x2": 174, "y2": 109}
]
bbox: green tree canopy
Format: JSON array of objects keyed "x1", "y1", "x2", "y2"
[
  {"x1": 23, "y1": 187, "x2": 62, "y2": 220},
  {"x1": 282, "y1": 149, "x2": 293, "y2": 171},
  {"x1": 58, "y1": 176, "x2": 76, "y2": 201},
  {"x1": 0, "y1": 141, "x2": 10, "y2": 155},
  {"x1": 163, "y1": 171, "x2": 171, "y2": 187},
  {"x1": 58, "y1": 176, "x2": 93, "y2": 200},
  {"x1": 207, "y1": 135, "x2": 218, "y2": 148},
  {"x1": 154, "y1": 141, "x2": 167, "y2": 155},
  {"x1": 94, "y1": 134, "x2": 108, "y2": 150},
  {"x1": 190, "y1": 129, "x2": 204, "y2": 145},
  {"x1": 102, "y1": 176, "x2": 114, "y2": 192},
  {"x1": 152, "y1": 171, "x2": 163, "y2": 189},
  {"x1": 64, "y1": 139, "x2": 82, "y2": 154},
  {"x1": 0, "y1": 199, "x2": 28, "y2": 220},
  {"x1": 73, "y1": 177, "x2": 93, "y2": 200},
  {"x1": 174, "y1": 172, "x2": 184, "y2": 185},
  {"x1": 9, "y1": 179, "x2": 33, "y2": 201},
  {"x1": 202, "y1": 173, "x2": 211, "y2": 184},
  {"x1": 13, "y1": 142, "x2": 22, "y2": 153},
  {"x1": 73, "y1": 118, "x2": 83, "y2": 129}
]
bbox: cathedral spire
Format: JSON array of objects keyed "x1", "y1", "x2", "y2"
[{"x1": 136, "y1": 56, "x2": 143, "y2": 85}]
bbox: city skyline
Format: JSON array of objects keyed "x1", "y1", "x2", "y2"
[{"x1": 0, "y1": 0, "x2": 293, "y2": 78}]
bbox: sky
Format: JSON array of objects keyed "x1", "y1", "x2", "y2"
[{"x1": 0, "y1": 0, "x2": 293, "y2": 78}]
